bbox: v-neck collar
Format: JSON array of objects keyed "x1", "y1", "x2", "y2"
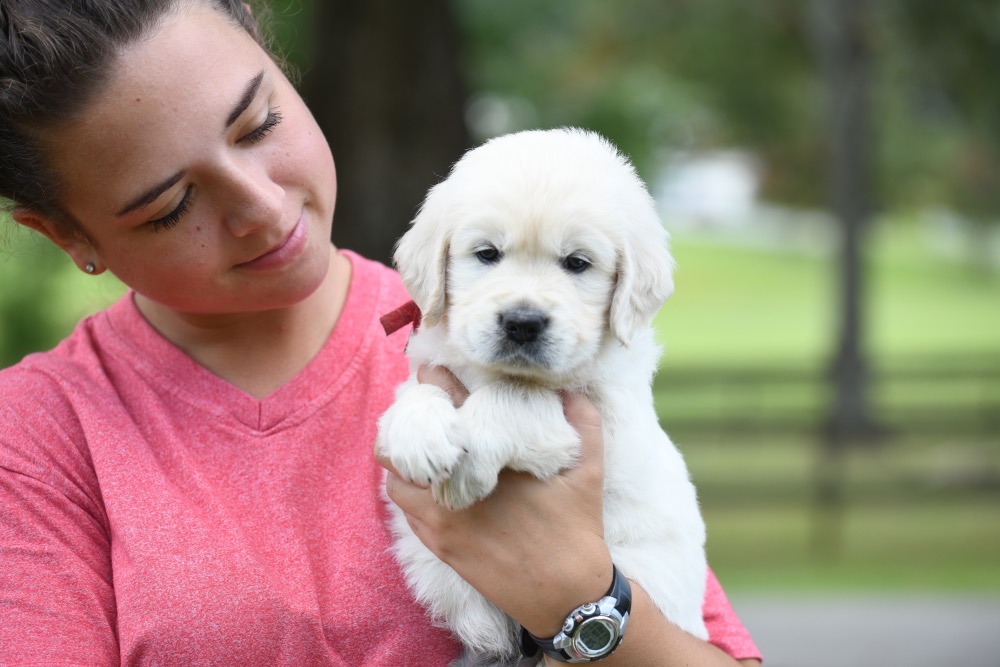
[{"x1": 100, "y1": 251, "x2": 381, "y2": 432}]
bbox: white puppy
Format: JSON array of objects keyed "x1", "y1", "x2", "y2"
[{"x1": 376, "y1": 128, "x2": 707, "y2": 664}]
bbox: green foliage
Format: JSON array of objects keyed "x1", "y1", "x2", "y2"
[
  {"x1": 455, "y1": 0, "x2": 824, "y2": 200},
  {"x1": 888, "y1": 0, "x2": 1000, "y2": 222},
  {"x1": 0, "y1": 219, "x2": 124, "y2": 368},
  {"x1": 893, "y1": 0, "x2": 1000, "y2": 130},
  {"x1": 457, "y1": 2, "x2": 704, "y2": 173},
  {"x1": 454, "y1": 0, "x2": 1000, "y2": 219},
  {"x1": 0, "y1": 229, "x2": 67, "y2": 365}
]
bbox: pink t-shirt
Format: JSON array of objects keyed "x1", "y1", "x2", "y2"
[{"x1": 0, "y1": 251, "x2": 760, "y2": 665}]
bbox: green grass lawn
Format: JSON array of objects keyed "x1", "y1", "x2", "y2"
[
  {"x1": 655, "y1": 220, "x2": 1000, "y2": 370},
  {"x1": 655, "y1": 239, "x2": 835, "y2": 369},
  {"x1": 868, "y1": 221, "x2": 1000, "y2": 362},
  {"x1": 653, "y1": 219, "x2": 1000, "y2": 594},
  {"x1": 685, "y1": 435, "x2": 1000, "y2": 594}
]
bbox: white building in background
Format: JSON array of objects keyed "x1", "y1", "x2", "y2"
[
  {"x1": 654, "y1": 150, "x2": 762, "y2": 229},
  {"x1": 654, "y1": 149, "x2": 836, "y2": 255},
  {"x1": 654, "y1": 149, "x2": 1000, "y2": 268}
]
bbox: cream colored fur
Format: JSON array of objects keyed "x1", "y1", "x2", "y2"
[{"x1": 376, "y1": 128, "x2": 708, "y2": 664}]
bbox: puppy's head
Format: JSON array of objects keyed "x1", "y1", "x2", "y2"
[{"x1": 394, "y1": 128, "x2": 674, "y2": 381}]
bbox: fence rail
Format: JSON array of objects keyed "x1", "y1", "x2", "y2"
[{"x1": 654, "y1": 357, "x2": 1000, "y2": 438}]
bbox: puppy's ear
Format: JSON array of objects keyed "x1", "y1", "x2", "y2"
[
  {"x1": 393, "y1": 183, "x2": 451, "y2": 327},
  {"x1": 609, "y1": 199, "x2": 675, "y2": 345}
]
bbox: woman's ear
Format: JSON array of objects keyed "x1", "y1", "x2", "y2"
[{"x1": 12, "y1": 207, "x2": 101, "y2": 274}]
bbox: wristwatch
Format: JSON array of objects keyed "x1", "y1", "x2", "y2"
[{"x1": 519, "y1": 565, "x2": 632, "y2": 663}]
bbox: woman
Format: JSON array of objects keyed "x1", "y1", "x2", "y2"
[{"x1": 0, "y1": 1, "x2": 761, "y2": 664}]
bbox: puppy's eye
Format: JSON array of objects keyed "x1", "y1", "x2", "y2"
[
  {"x1": 562, "y1": 254, "x2": 591, "y2": 273},
  {"x1": 475, "y1": 246, "x2": 503, "y2": 264}
]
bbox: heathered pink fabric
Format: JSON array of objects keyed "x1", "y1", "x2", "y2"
[
  {"x1": 704, "y1": 568, "x2": 761, "y2": 660},
  {"x1": 0, "y1": 250, "x2": 760, "y2": 665}
]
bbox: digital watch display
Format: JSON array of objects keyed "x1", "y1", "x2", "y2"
[{"x1": 519, "y1": 565, "x2": 632, "y2": 663}]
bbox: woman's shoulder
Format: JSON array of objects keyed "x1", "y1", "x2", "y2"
[
  {"x1": 337, "y1": 249, "x2": 414, "y2": 346},
  {"x1": 1, "y1": 329, "x2": 100, "y2": 401},
  {"x1": 0, "y1": 300, "x2": 127, "y2": 449},
  {"x1": 341, "y1": 249, "x2": 410, "y2": 305},
  {"x1": 0, "y1": 351, "x2": 98, "y2": 493}
]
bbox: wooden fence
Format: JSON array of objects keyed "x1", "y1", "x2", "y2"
[{"x1": 654, "y1": 356, "x2": 1000, "y2": 439}]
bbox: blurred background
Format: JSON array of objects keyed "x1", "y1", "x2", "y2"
[{"x1": 2, "y1": 0, "x2": 998, "y2": 664}]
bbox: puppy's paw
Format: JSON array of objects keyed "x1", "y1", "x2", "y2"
[
  {"x1": 512, "y1": 414, "x2": 581, "y2": 479},
  {"x1": 377, "y1": 383, "x2": 465, "y2": 486},
  {"x1": 432, "y1": 457, "x2": 499, "y2": 510}
]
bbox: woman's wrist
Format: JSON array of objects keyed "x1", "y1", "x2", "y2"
[{"x1": 512, "y1": 537, "x2": 614, "y2": 638}]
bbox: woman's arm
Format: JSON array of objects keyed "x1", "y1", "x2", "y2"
[
  {"x1": 551, "y1": 582, "x2": 760, "y2": 667},
  {"x1": 381, "y1": 366, "x2": 761, "y2": 666},
  {"x1": 0, "y1": 416, "x2": 119, "y2": 664}
]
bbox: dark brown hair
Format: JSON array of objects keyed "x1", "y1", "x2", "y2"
[{"x1": 0, "y1": 0, "x2": 272, "y2": 226}]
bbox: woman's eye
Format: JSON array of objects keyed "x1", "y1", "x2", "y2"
[
  {"x1": 475, "y1": 246, "x2": 502, "y2": 264},
  {"x1": 562, "y1": 254, "x2": 591, "y2": 273},
  {"x1": 239, "y1": 108, "x2": 283, "y2": 145},
  {"x1": 148, "y1": 186, "x2": 194, "y2": 233}
]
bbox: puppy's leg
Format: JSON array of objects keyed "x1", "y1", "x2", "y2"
[
  {"x1": 608, "y1": 538, "x2": 709, "y2": 641},
  {"x1": 388, "y1": 506, "x2": 523, "y2": 661},
  {"x1": 501, "y1": 387, "x2": 581, "y2": 479},
  {"x1": 603, "y1": 447, "x2": 709, "y2": 641},
  {"x1": 376, "y1": 376, "x2": 465, "y2": 487},
  {"x1": 450, "y1": 648, "x2": 541, "y2": 667},
  {"x1": 435, "y1": 384, "x2": 580, "y2": 510}
]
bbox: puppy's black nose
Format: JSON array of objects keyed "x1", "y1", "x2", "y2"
[{"x1": 500, "y1": 309, "x2": 549, "y2": 344}]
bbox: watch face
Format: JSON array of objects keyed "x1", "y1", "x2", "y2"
[{"x1": 573, "y1": 616, "x2": 618, "y2": 657}]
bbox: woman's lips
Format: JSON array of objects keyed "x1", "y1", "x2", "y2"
[{"x1": 237, "y1": 214, "x2": 308, "y2": 271}]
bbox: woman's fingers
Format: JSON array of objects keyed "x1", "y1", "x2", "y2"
[
  {"x1": 562, "y1": 390, "x2": 604, "y2": 482},
  {"x1": 416, "y1": 365, "x2": 468, "y2": 407}
]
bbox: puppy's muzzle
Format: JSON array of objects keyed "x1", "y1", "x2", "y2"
[{"x1": 499, "y1": 307, "x2": 549, "y2": 345}]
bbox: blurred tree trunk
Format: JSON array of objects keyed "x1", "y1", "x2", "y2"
[
  {"x1": 808, "y1": 0, "x2": 884, "y2": 559},
  {"x1": 300, "y1": 0, "x2": 470, "y2": 266},
  {"x1": 809, "y1": 0, "x2": 882, "y2": 442}
]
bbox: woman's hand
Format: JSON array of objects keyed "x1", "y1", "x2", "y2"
[{"x1": 378, "y1": 365, "x2": 613, "y2": 637}]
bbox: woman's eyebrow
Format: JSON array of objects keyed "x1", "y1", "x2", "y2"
[
  {"x1": 225, "y1": 70, "x2": 265, "y2": 128},
  {"x1": 117, "y1": 170, "x2": 184, "y2": 217}
]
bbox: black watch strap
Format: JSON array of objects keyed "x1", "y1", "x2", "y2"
[{"x1": 519, "y1": 565, "x2": 632, "y2": 663}]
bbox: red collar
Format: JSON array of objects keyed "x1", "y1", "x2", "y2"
[{"x1": 380, "y1": 300, "x2": 422, "y2": 335}]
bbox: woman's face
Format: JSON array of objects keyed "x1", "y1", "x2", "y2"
[{"x1": 39, "y1": 2, "x2": 337, "y2": 315}]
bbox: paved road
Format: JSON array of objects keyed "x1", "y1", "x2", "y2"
[{"x1": 731, "y1": 594, "x2": 1000, "y2": 667}]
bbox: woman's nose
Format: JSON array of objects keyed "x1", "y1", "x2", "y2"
[{"x1": 220, "y1": 157, "x2": 284, "y2": 237}]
